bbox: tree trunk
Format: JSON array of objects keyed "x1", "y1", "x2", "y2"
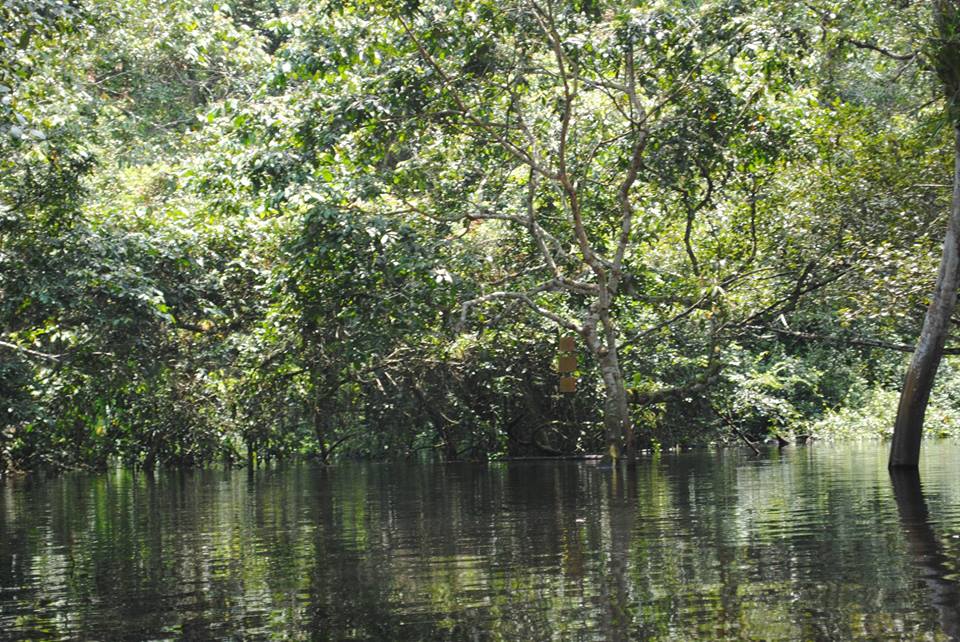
[
  {"x1": 598, "y1": 347, "x2": 631, "y2": 462},
  {"x1": 890, "y1": 126, "x2": 960, "y2": 467},
  {"x1": 583, "y1": 311, "x2": 633, "y2": 463},
  {"x1": 313, "y1": 394, "x2": 339, "y2": 463}
]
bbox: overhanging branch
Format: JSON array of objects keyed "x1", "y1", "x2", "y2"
[{"x1": 754, "y1": 325, "x2": 960, "y2": 355}]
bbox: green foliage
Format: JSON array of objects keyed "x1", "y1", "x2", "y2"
[
  {"x1": 812, "y1": 358, "x2": 960, "y2": 441},
  {"x1": 1, "y1": 0, "x2": 957, "y2": 473}
]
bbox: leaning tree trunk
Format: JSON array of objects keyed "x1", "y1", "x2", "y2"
[
  {"x1": 890, "y1": 1, "x2": 960, "y2": 468},
  {"x1": 890, "y1": 127, "x2": 960, "y2": 467}
]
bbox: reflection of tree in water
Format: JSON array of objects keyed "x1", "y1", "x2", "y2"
[
  {"x1": 890, "y1": 469, "x2": 960, "y2": 641},
  {"x1": 5, "y1": 452, "x2": 960, "y2": 640},
  {"x1": 302, "y1": 466, "x2": 448, "y2": 640},
  {"x1": 296, "y1": 462, "x2": 675, "y2": 640},
  {"x1": 595, "y1": 450, "x2": 956, "y2": 640}
]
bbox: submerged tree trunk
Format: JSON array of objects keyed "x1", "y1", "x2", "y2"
[
  {"x1": 890, "y1": 1, "x2": 960, "y2": 467},
  {"x1": 583, "y1": 311, "x2": 632, "y2": 463},
  {"x1": 890, "y1": 128, "x2": 960, "y2": 467},
  {"x1": 598, "y1": 348, "x2": 630, "y2": 462}
]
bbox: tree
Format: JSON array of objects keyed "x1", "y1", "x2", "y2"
[
  {"x1": 326, "y1": 0, "x2": 806, "y2": 460},
  {"x1": 3, "y1": 0, "x2": 955, "y2": 473},
  {"x1": 890, "y1": 0, "x2": 960, "y2": 468}
]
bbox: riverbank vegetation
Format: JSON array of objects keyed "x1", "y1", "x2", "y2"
[{"x1": 2, "y1": 0, "x2": 958, "y2": 474}]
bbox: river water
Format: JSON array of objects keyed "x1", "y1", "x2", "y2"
[{"x1": 2, "y1": 442, "x2": 960, "y2": 640}]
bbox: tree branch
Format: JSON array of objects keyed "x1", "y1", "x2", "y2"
[
  {"x1": 0, "y1": 340, "x2": 63, "y2": 362},
  {"x1": 755, "y1": 325, "x2": 960, "y2": 355},
  {"x1": 628, "y1": 360, "x2": 724, "y2": 406},
  {"x1": 396, "y1": 15, "x2": 558, "y2": 180},
  {"x1": 460, "y1": 289, "x2": 583, "y2": 334},
  {"x1": 840, "y1": 36, "x2": 918, "y2": 62}
]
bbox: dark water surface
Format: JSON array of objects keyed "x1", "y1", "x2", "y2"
[{"x1": 3, "y1": 443, "x2": 960, "y2": 640}]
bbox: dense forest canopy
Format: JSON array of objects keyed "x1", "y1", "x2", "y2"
[{"x1": 1, "y1": 0, "x2": 958, "y2": 473}]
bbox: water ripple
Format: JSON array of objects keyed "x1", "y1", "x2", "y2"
[{"x1": 2, "y1": 443, "x2": 960, "y2": 640}]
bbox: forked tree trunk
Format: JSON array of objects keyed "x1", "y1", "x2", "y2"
[{"x1": 890, "y1": 127, "x2": 960, "y2": 467}]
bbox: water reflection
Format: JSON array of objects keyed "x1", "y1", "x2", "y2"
[
  {"x1": 890, "y1": 469, "x2": 960, "y2": 640},
  {"x1": 2, "y1": 444, "x2": 960, "y2": 640}
]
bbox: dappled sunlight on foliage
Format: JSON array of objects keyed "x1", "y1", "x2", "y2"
[{"x1": 0, "y1": 0, "x2": 956, "y2": 473}]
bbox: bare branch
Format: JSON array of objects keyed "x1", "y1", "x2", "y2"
[
  {"x1": 0, "y1": 340, "x2": 63, "y2": 362},
  {"x1": 460, "y1": 289, "x2": 583, "y2": 334},
  {"x1": 528, "y1": 1, "x2": 608, "y2": 284},
  {"x1": 622, "y1": 292, "x2": 711, "y2": 345}
]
